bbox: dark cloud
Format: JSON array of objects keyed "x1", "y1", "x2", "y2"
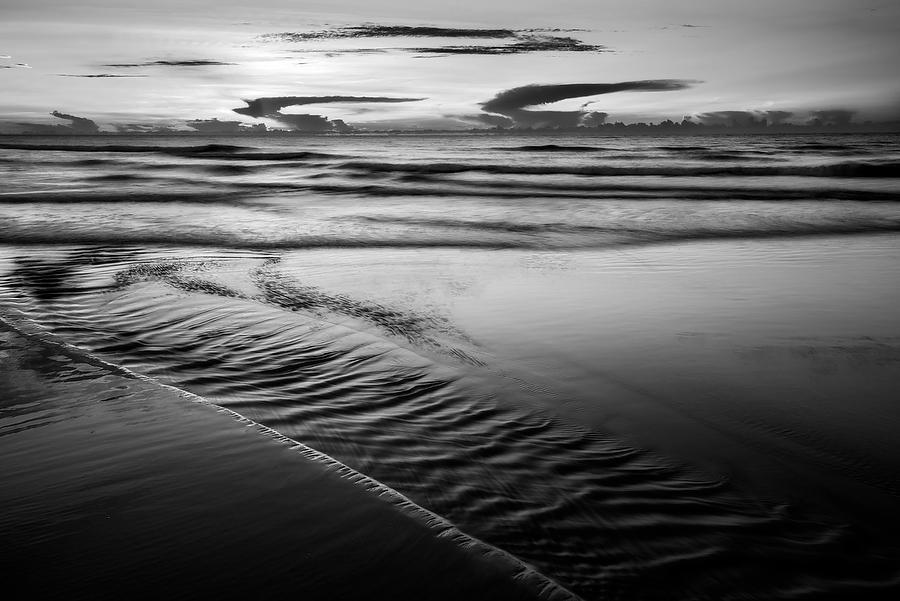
[
  {"x1": 295, "y1": 49, "x2": 388, "y2": 56},
  {"x1": 232, "y1": 96, "x2": 424, "y2": 133},
  {"x1": 57, "y1": 74, "x2": 148, "y2": 78},
  {"x1": 112, "y1": 123, "x2": 186, "y2": 134},
  {"x1": 580, "y1": 112, "x2": 609, "y2": 126},
  {"x1": 264, "y1": 26, "x2": 604, "y2": 55},
  {"x1": 234, "y1": 95, "x2": 424, "y2": 118},
  {"x1": 808, "y1": 109, "x2": 855, "y2": 126},
  {"x1": 331, "y1": 119, "x2": 353, "y2": 133},
  {"x1": 234, "y1": 96, "x2": 441, "y2": 132},
  {"x1": 263, "y1": 26, "x2": 516, "y2": 41},
  {"x1": 693, "y1": 110, "x2": 795, "y2": 127},
  {"x1": 483, "y1": 80, "x2": 695, "y2": 114},
  {"x1": 14, "y1": 111, "x2": 101, "y2": 134},
  {"x1": 114, "y1": 123, "x2": 164, "y2": 134},
  {"x1": 104, "y1": 60, "x2": 235, "y2": 67},
  {"x1": 764, "y1": 110, "x2": 794, "y2": 125},
  {"x1": 267, "y1": 113, "x2": 334, "y2": 132},
  {"x1": 481, "y1": 80, "x2": 695, "y2": 128},
  {"x1": 187, "y1": 118, "x2": 267, "y2": 134},
  {"x1": 50, "y1": 110, "x2": 99, "y2": 133},
  {"x1": 235, "y1": 95, "x2": 423, "y2": 132},
  {"x1": 494, "y1": 109, "x2": 610, "y2": 129},
  {"x1": 475, "y1": 113, "x2": 516, "y2": 128},
  {"x1": 408, "y1": 35, "x2": 603, "y2": 55},
  {"x1": 506, "y1": 109, "x2": 583, "y2": 129}
]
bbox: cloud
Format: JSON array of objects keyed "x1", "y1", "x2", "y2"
[
  {"x1": 266, "y1": 113, "x2": 335, "y2": 131},
  {"x1": 475, "y1": 113, "x2": 516, "y2": 128},
  {"x1": 187, "y1": 118, "x2": 266, "y2": 134},
  {"x1": 581, "y1": 112, "x2": 609, "y2": 126},
  {"x1": 234, "y1": 95, "x2": 425, "y2": 118},
  {"x1": 233, "y1": 96, "x2": 424, "y2": 130},
  {"x1": 264, "y1": 26, "x2": 604, "y2": 55},
  {"x1": 263, "y1": 26, "x2": 517, "y2": 41},
  {"x1": 50, "y1": 110, "x2": 99, "y2": 133},
  {"x1": 693, "y1": 110, "x2": 795, "y2": 127},
  {"x1": 808, "y1": 109, "x2": 855, "y2": 125},
  {"x1": 481, "y1": 80, "x2": 696, "y2": 128},
  {"x1": 408, "y1": 35, "x2": 603, "y2": 55},
  {"x1": 113, "y1": 123, "x2": 183, "y2": 134},
  {"x1": 13, "y1": 111, "x2": 101, "y2": 134},
  {"x1": 763, "y1": 110, "x2": 794, "y2": 125},
  {"x1": 57, "y1": 74, "x2": 148, "y2": 78},
  {"x1": 104, "y1": 60, "x2": 235, "y2": 67},
  {"x1": 353, "y1": 116, "x2": 476, "y2": 131},
  {"x1": 483, "y1": 80, "x2": 695, "y2": 114}
]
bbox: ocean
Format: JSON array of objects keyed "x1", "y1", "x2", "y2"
[{"x1": 2, "y1": 133, "x2": 899, "y2": 599}]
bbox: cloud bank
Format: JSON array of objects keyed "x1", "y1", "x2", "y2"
[
  {"x1": 692, "y1": 110, "x2": 795, "y2": 127},
  {"x1": 11, "y1": 111, "x2": 100, "y2": 134},
  {"x1": 187, "y1": 118, "x2": 266, "y2": 134},
  {"x1": 808, "y1": 109, "x2": 855, "y2": 126}
]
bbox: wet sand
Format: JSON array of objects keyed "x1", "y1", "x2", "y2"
[
  {"x1": 2, "y1": 233, "x2": 899, "y2": 600},
  {"x1": 0, "y1": 322, "x2": 574, "y2": 601}
]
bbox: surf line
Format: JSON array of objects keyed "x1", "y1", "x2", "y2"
[{"x1": 0, "y1": 308, "x2": 583, "y2": 601}]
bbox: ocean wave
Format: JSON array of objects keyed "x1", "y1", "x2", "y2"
[
  {"x1": 0, "y1": 142, "x2": 345, "y2": 161},
  {"x1": 299, "y1": 181, "x2": 898, "y2": 201},
  {"x1": 9, "y1": 178, "x2": 893, "y2": 203},
  {"x1": 3, "y1": 218, "x2": 898, "y2": 249},
  {"x1": 789, "y1": 143, "x2": 855, "y2": 151},
  {"x1": 352, "y1": 215, "x2": 900, "y2": 240},
  {"x1": 337, "y1": 160, "x2": 900, "y2": 178},
  {"x1": 494, "y1": 144, "x2": 607, "y2": 152},
  {"x1": 654, "y1": 145, "x2": 709, "y2": 151},
  {"x1": 0, "y1": 142, "x2": 250, "y2": 154},
  {"x1": 677, "y1": 150, "x2": 783, "y2": 161},
  {"x1": 81, "y1": 173, "x2": 160, "y2": 182},
  {"x1": 0, "y1": 190, "x2": 249, "y2": 203}
]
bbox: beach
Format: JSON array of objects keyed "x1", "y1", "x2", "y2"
[{"x1": 2, "y1": 134, "x2": 900, "y2": 599}]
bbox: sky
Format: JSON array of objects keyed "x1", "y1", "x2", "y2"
[{"x1": 1, "y1": 0, "x2": 899, "y2": 131}]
